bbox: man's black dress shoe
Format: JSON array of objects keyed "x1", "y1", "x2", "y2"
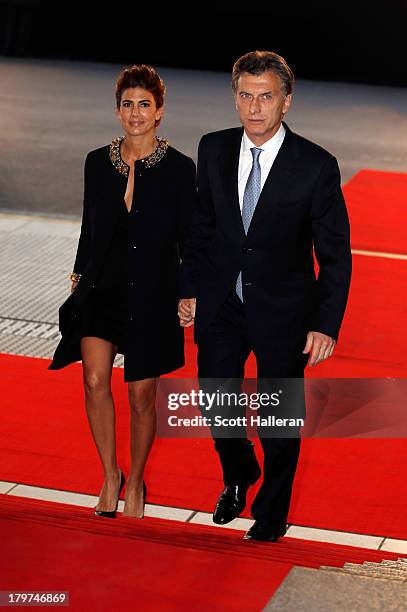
[
  {"x1": 213, "y1": 466, "x2": 261, "y2": 525},
  {"x1": 243, "y1": 520, "x2": 287, "y2": 542},
  {"x1": 94, "y1": 469, "x2": 125, "y2": 518}
]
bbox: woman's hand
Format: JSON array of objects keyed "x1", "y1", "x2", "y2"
[
  {"x1": 71, "y1": 281, "x2": 79, "y2": 294},
  {"x1": 178, "y1": 298, "x2": 196, "y2": 327}
]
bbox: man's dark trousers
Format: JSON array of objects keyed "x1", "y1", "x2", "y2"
[{"x1": 198, "y1": 289, "x2": 308, "y2": 530}]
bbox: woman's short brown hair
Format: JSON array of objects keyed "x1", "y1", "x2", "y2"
[
  {"x1": 115, "y1": 64, "x2": 166, "y2": 123},
  {"x1": 231, "y1": 50, "x2": 294, "y2": 96}
]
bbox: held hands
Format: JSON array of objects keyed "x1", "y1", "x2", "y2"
[
  {"x1": 178, "y1": 298, "x2": 196, "y2": 327},
  {"x1": 303, "y1": 331, "x2": 336, "y2": 367},
  {"x1": 176, "y1": 303, "x2": 336, "y2": 363}
]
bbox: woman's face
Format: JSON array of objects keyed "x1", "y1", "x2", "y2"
[{"x1": 116, "y1": 87, "x2": 163, "y2": 138}]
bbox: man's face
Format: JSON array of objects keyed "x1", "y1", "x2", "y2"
[{"x1": 235, "y1": 71, "x2": 292, "y2": 145}]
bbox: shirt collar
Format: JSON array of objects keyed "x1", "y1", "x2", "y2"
[{"x1": 241, "y1": 123, "x2": 286, "y2": 154}]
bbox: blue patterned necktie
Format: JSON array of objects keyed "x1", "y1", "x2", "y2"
[{"x1": 236, "y1": 146, "x2": 263, "y2": 301}]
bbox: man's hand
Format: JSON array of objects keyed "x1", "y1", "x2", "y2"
[
  {"x1": 303, "y1": 331, "x2": 336, "y2": 366},
  {"x1": 178, "y1": 298, "x2": 196, "y2": 327}
]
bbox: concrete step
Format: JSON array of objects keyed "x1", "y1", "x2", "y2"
[
  {"x1": 320, "y1": 558, "x2": 407, "y2": 582},
  {"x1": 265, "y1": 566, "x2": 407, "y2": 611}
]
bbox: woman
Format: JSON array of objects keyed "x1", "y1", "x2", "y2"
[{"x1": 49, "y1": 64, "x2": 196, "y2": 519}]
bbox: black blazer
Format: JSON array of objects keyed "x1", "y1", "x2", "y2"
[
  {"x1": 179, "y1": 123, "x2": 352, "y2": 356},
  {"x1": 49, "y1": 142, "x2": 196, "y2": 371}
]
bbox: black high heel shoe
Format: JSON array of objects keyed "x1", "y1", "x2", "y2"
[
  {"x1": 122, "y1": 480, "x2": 147, "y2": 518},
  {"x1": 138, "y1": 481, "x2": 147, "y2": 519},
  {"x1": 94, "y1": 469, "x2": 125, "y2": 518}
]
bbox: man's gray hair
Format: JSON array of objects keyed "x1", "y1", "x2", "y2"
[{"x1": 232, "y1": 50, "x2": 294, "y2": 96}]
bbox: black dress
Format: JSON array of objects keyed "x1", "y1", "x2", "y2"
[
  {"x1": 79, "y1": 196, "x2": 128, "y2": 351},
  {"x1": 49, "y1": 135, "x2": 197, "y2": 381}
]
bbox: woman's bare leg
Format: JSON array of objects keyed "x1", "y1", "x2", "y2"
[
  {"x1": 81, "y1": 336, "x2": 120, "y2": 512},
  {"x1": 123, "y1": 377, "x2": 158, "y2": 517}
]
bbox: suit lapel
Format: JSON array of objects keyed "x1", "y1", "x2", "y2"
[
  {"x1": 218, "y1": 127, "x2": 246, "y2": 237},
  {"x1": 247, "y1": 123, "x2": 299, "y2": 237}
]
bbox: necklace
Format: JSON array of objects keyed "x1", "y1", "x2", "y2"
[{"x1": 109, "y1": 135, "x2": 169, "y2": 177}]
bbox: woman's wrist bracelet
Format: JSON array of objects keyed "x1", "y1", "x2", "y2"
[{"x1": 69, "y1": 272, "x2": 81, "y2": 283}]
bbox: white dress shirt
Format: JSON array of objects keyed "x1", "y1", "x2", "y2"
[{"x1": 238, "y1": 123, "x2": 286, "y2": 210}]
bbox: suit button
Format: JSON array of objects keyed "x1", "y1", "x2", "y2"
[
  {"x1": 244, "y1": 282, "x2": 252, "y2": 286},
  {"x1": 242, "y1": 247, "x2": 253, "y2": 253},
  {"x1": 130, "y1": 281, "x2": 134, "y2": 286},
  {"x1": 133, "y1": 245, "x2": 137, "y2": 249}
]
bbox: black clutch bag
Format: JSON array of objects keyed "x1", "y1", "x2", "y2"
[{"x1": 58, "y1": 292, "x2": 78, "y2": 336}]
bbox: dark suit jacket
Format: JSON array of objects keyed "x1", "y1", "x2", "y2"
[
  {"x1": 49, "y1": 143, "x2": 196, "y2": 371},
  {"x1": 179, "y1": 123, "x2": 352, "y2": 358}
]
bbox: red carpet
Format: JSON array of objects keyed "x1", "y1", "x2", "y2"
[
  {"x1": 308, "y1": 255, "x2": 407, "y2": 377},
  {"x1": 1, "y1": 496, "x2": 404, "y2": 612},
  {"x1": 1, "y1": 354, "x2": 407, "y2": 538},
  {"x1": 0, "y1": 496, "x2": 290, "y2": 611},
  {"x1": 343, "y1": 169, "x2": 407, "y2": 254},
  {"x1": 1, "y1": 169, "x2": 406, "y2": 544}
]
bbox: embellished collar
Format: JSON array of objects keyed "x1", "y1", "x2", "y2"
[{"x1": 109, "y1": 135, "x2": 170, "y2": 177}]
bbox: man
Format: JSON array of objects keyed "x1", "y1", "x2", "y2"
[{"x1": 178, "y1": 51, "x2": 351, "y2": 541}]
